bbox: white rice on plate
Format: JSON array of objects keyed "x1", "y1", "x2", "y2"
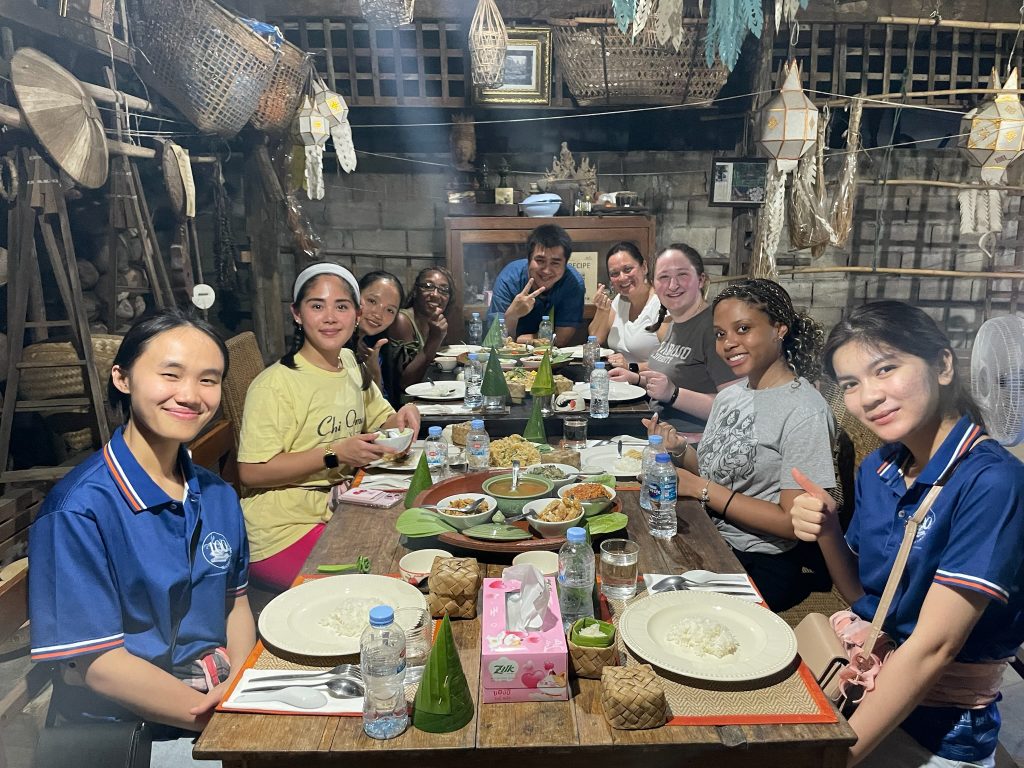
[
  {"x1": 665, "y1": 617, "x2": 739, "y2": 658},
  {"x1": 319, "y1": 598, "x2": 386, "y2": 637}
]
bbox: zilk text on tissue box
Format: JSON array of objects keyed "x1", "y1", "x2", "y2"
[{"x1": 480, "y1": 575, "x2": 569, "y2": 703}]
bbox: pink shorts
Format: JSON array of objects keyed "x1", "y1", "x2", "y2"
[{"x1": 248, "y1": 524, "x2": 325, "y2": 591}]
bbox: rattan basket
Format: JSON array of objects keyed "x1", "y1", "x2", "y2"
[
  {"x1": 552, "y1": 18, "x2": 729, "y2": 106},
  {"x1": 130, "y1": 0, "x2": 281, "y2": 137},
  {"x1": 249, "y1": 41, "x2": 312, "y2": 135},
  {"x1": 19, "y1": 335, "x2": 123, "y2": 401}
]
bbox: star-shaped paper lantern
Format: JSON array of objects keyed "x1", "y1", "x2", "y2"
[
  {"x1": 960, "y1": 68, "x2": 1024, "y2": 184},
  {"x1": 758, "y1": 60, "x2": 818, "y2": 173}
]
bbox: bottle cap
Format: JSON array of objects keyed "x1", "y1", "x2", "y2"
[
  {"x1": 368, "y1": 605, "x2": 394, "y2": 627},
  {"x1": 587, "y1": 336, "x2": 597, "y2": 342},
  {"x1": 649, "y1": 435, "x2": 663, "y2": 445},
  {"x1": 655, "y1": 453, "x2": 671, "y2": 463},
  {"x1": 471, "y1": 419, "x2": 484, "y2": 429},
  {"x1": 428, "y1": 426, "x2": 442, "y2": 436},
  {"x1": 469, "y1": 352, "x2": 478, "y2": 360},
  {"x1": 594, "y1": 362, "x2": 605, "y2": 369},
  {"x1": 566, "y1": 527, "x2": 586, "y2": 542},
  {"x1": 472, "y1": 312, "x2": 480, "y2": 318}
]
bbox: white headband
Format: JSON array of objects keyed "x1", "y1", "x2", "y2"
[{"x1": 292, "y1": 264, "x2": 360, "y2": 304}]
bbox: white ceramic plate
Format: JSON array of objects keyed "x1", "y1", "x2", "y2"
[
  {"x1": 573, "y1": 382, "x2": 646, "y2": 401},
  {"x1": 367, "y1": 446, "x2": 460, "y2": 471},
  {"x1": 618, "y1": 591, "x2": 797, "y2": 682},
  {"x1": 580, "y1": 445, "x2": 645, "y2": 478},
  {"x1": 439, "y1": 344, "x2": 481, "y2": 356},
  {"x1": 406, "y1": 381, "x2": 466, "y2": 401},
  {"x1": 258, "y1": 574, "x2": 427, "y2": 656}
]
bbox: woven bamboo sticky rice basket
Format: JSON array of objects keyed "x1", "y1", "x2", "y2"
[
  {"x1": 130, "y1": 0, "x2": 281, "y2": 137},
  {"x1": 249, "y1": 40, "x2": 312, "y2": 135},
  {"x1": 19, "y1": 335, "x2": 123, "y2": 401},
  {"x1": 551, "y1": 17, "x2": 729, "y2": 106}
]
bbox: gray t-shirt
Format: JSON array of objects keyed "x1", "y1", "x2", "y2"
[
  {"x1": 646, "y1": 307, "x2": 735, "y2": 431},
  {"x1": 697, "y1": 378, "x2": 837, "y2": 555}
]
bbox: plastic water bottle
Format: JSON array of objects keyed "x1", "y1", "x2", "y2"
[
  {"x1": 360, "y1": 605, "x2": 408, "y2": 740},
  {"x1": 538, "y1": 315, "x2": 553, "y2": 345},
  {"x1": 424, "y1": 426, "x2": 448, "y2": 481},
  {"x1": 647, "y1": 453, "x2": 678, "y2": 539},
  {"x1": 497, "y1": 315, "x2": 508, "y2": 343},
  {"x1": 468, "y1": 312, "x2": 483, "y2": 346},
  {"x1": 590, "y1": 362, "x2": 609, "y2": 419},
  {"x1": 583, "y1": 335, "x2": 599, "y2": 373},
  {"x1": 464, "y1": 353, "x2": 483, "y2": 409},
  {"x1": 638, "y1": 434, "x2": 664, "y2": 511},
  {"x1": 467, "y1": 419, "x2": 490, "y2": 471},
  {"x1": 557, "y1": 527, "x2": 595, "y2": 631}
]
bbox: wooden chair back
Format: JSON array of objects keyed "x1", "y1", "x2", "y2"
[
  {"x1": 222, "y1": 332, "x2": 265, "y2": 448},
  {"x1": 189, "y1": 419, "x2": 239, "y2": 495}
]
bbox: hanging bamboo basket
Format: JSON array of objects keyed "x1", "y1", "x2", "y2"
[
  {"x1": 359, "y1": 0, "x2": 415, "y2": 27},
  {"x1": 249, "y1": 41, "x2": 313, "y2": 135},
  {"x1": 469, "y1": 0, "x2": 508, "y2": 88},
  {"x1": 551, "y1": 16, "x2": 729, "y2": 106}
]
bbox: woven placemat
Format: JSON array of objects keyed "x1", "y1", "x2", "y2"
[{"x1": 606, "y1": 592, "x2": 837, "y2": 726}]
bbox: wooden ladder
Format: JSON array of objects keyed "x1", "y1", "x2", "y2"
[{"x1": 0, "y1": 150, "x2": 110, "y2": 485}]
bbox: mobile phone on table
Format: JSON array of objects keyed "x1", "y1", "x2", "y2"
[{"x1": 335, "y1": 487, "x2": 404, "y2": 508}]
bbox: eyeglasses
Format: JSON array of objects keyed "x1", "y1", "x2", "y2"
[{"x1": 417, "y1": 282, "x2": 451, "y2": 297}]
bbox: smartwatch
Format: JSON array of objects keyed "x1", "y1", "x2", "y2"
[
  {"x1": 323, "y1": 446, "x2": 340, "y2": 469},
  {"x1": 628, "y1": 362, "x2": 640, "y2": 374}
]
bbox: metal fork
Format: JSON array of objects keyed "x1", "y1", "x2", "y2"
[{"x1": 253, "y1": 663, "x2": 362, "y2": 684}]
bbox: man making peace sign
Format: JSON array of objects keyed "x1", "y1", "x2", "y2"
[{"x1": 487, "y1": 223, "x2": 585, "y2": 346}]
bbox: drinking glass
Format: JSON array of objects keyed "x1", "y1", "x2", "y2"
[
  {"x1": 599, "y1": 539, "x2": 640, "y2": 599},
  {"x1": 563, "y1": 415, "x2": 588, "y2": 450},
  {"x1": 394, "y1": 607, "x2": 432, "y2": 668}
]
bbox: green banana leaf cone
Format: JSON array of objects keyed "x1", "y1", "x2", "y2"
[
  {"x1": 405, "y1": 452, "x2": 433, "y2": 508},
  {"x1": 480, "y1": 346, "x2": 510, "y2": 398},
  {"x1": 482, "y1": 317, "x2": 504, "y2": 348},
  {"x1": 530, "y1": 349, "x2": 555, "y2": 397},
  {"x1": 412, "y1": 615, "x2": 474, "y2": 733},
  {"x1": 523, "y1": 395, "x2": 546, "y2": 443}
]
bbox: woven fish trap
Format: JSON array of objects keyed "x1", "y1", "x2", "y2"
[
  {"x1": 130, "y1": 0, "x2": 280, "y2": 137},
  {"x1": 551, "y1": 17, "x2": 728, "y2": 106},
  {"x1": 19, "y1": 335, "x2": 123, "y2": 401},
  {"x1": 469, "y1": 0, "x2": 507, "y2": 87},
  {"x1": 249, "y1": 41, "x2": 312, "y2": 135}
]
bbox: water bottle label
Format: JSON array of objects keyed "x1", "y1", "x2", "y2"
[
  {"x1": 658, "y1": 481, "x2": 677, "y2": 503},
  {"x1": 647, "y1": 480, "x2": 662, "y2": 502}
]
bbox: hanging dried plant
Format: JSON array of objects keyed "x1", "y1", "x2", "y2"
[
  {"x1": 469, "y1": 0, "x2": 508, "y2": 88},
  {"x1": 750, "y1": 164, "x2": 786, "y2": 279},
  {"x1": 829, "y1": 99, "x2": 863, "y2": 247}
]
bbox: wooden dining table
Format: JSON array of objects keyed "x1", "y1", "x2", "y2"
[{"x1": 195, "y1": 491, "x2": 856, "y2": 768}]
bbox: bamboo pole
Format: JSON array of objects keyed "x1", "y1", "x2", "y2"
[
  {"x1": 0, "y1": 59, "x2": 154, "y2": 112},
  {"x1": 877, "y1": 16, "x2": 1024, "y2": 31},
  {"x1": 868, "y1": 179, "x2": 1024, "y2": 192},
  {"x1": 825, "y1": 88, "x2": 1024, "y2": 109},
  {"x1": 0, "y1": 103, "x2": 155, "y2": 158},
  {"x1": 710, "y1": 265, "x2": 1024, "y2": 282}
]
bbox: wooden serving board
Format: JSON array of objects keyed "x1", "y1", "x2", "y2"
[{"x1": 415, "y1": 472, "x2": 622, "y2": 554}]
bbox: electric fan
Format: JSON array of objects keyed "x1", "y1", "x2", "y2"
[{"x1": 970, "y1": 315, "x2": 1024, "y2": 446}]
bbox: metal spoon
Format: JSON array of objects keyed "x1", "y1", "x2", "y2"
[
  {"x1": 242, "y1": 677, "x2": 365, "y2": 698},
  {"x1": 420, "y1": 497, "x2": 487, "y2": 514},
  {"x1": 234, "y1": 687, "x2": 330, "y2": 709},
  {"x1": 511, "y1": 459, "x2": 520, "y2": 492},
  {"x1": 649, "y1": 575, "x2": 755, "y2": 594},
  {"x1": 617, "y1": 439, "x2": 623, "y2": 459},
  {"x1": 253, "y1": 663, "x2": 361, "y2": 684}
]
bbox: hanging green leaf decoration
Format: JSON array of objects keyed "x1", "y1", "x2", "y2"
[
  {"x1": 413, "y1": 615, "x2": 474, "y2": 732},
  {"x1": 405, "y1": 452, "x2": 433, "y2": 508},
  {"x1": 530, "y1": 349, "x2": 555, "y2": 397},
  {"x1": 482, "y1": 317, "x2": 504, "y2": 348},
  {"x1": 480, "y1": 347, "x2": 510, "y2": 397}
]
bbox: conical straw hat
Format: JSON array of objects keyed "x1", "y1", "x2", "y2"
[{"x1": 11, "y1": 47, "x2": 108, "y2": 189}]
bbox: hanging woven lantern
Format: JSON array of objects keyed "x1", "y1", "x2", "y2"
[
  {"x1": 960, "y1": 68, "x2": 1024, "y2": 185},
  {"x1": 359, "y1": 0, "x2": 414, "y2": 27},
  {"x1": 469, "y1": 0, "x2": 508, "y2": 88},
  {"x1": 758, "y1": 60, "x2": 818, "y2": 173},
  {"x1": 297, "y1": 96, "x2": 329, "y2": 200}
]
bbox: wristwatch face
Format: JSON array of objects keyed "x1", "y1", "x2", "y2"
[{"x1": 324, "y1": 450, "x2": 340, "y2": 469}]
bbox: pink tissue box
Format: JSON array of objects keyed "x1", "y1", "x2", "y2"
[{"x1": 480, "y1": 576, "x2": 569, "y2": 703}]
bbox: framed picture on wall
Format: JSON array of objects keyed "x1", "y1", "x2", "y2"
[
  {"x1": 474, "y1": 27, "x2": 552, "y2": 106},
  {"x1": 708, "y1": 158, "x2": 770, "y2": 207}
]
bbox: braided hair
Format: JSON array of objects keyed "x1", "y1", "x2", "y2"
[
  {"x1": 644, "y1": 243, "x2": 706, "y2": 333},
  {"x1": 283, "y1": 270, "x2": 372, "y2": 391},
  {"x1": 712, "y1": 279, "x2": 824, "y2": 382}
]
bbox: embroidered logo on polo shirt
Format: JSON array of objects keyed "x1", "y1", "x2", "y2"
[
  {"x1": 202, "y1": 532, "x2": 233, "y2": 569},
  {"x1": 913, "y1": 511, "x2": 935, "y2": 545}
]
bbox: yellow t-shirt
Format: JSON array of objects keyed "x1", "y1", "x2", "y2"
[{"x1": 237, "y1": 349, "x2": 395, "y2": 561}]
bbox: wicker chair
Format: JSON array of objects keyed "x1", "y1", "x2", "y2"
[{"x1": 223, "y1": 331, "x2": 266, "y2": 448}]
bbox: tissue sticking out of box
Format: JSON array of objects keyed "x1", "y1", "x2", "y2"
[{"x1": 501, "y1": 564, "x2": 556, "y2": 633}]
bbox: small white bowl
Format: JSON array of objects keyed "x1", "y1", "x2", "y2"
[
  {"x1": 512, "y1": 550, "x2": 559, "y2": 576},
  {"x1": 434, "y1": 493, "x2": 496, "y2": 530},
  {"x1": 435, "y1": 356, "x2": 458, "y2": 372},
  {"x1": 373, "y1": 427, "x2": 414, "y2": 453},
  {"x1": 499, "y1": 358, "x2": 517, "y2": 371},
  {"x1": 399, "y1": 548, "x2": 453, "y2": 585},
  {"x1": 523, "y1": 463, "x2": 578, "y2": 490},
  {"x1": 523, "y1": 498, "x2": 584, "y2": 538},
  {"x1": 521, "y1": 355, "x2": 544, "y2": 370},
  {"x1": 559, "y1": 482, "x2": 616, "y2": 516}
]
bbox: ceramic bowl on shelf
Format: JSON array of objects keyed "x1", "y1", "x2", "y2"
[{"x1": 520, "y1": 193, "x2": 562, "y2": 218}]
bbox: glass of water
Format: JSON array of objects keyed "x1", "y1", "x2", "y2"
[
  {"x1": 393, "y1": 607, "x2": 432, "y2": 667},
  {"x1": 599, "y1": 539, "x2": 640, "y2": 599},
  {"x1": 563, "y1": 415, "x2": 588, "y2": 450}
]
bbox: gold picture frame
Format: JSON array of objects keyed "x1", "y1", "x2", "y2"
[{"x1": 474, "y1": 26, "x2": 552, "y2": 106}]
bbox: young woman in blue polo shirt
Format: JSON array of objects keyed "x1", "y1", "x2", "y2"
[
  {"x1": 791, "y1": 301, "x2": 1024, "y2": 767},
  {"x1": 29, "y1": 310, "x2": 255, "y2": 752}
]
